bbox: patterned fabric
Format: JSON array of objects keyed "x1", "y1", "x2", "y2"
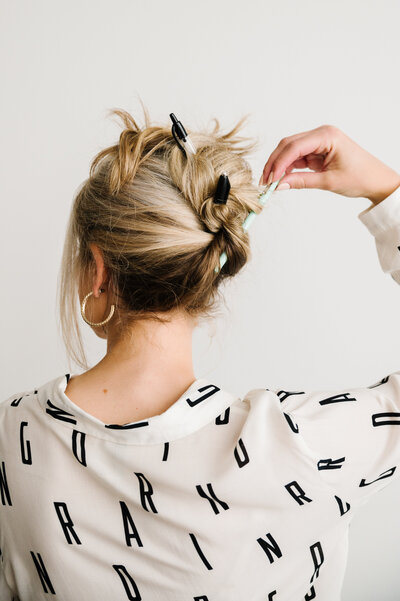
[{"x1": 1, "y1": 185, "x2": 400, "y2": 601}]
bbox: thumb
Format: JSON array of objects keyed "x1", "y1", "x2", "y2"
[{"x1": 276, "y1": 170, "x2": 332, "y2": 191}]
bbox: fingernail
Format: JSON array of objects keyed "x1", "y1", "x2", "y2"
[
  {"x1": 276, "y1": 182, "x2": 290, "y2": 190},
  {"x1": 267, "y1": 171, "x2": 274, "y2": 186}
]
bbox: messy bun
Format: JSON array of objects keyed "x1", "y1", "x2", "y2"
[{"x1": 58, "y1": 102, "x2": 263, "y2": 369}]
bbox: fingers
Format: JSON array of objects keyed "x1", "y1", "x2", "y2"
[
  {"x1": 276, "y1": 169, "x2": 333, "y2": 191},
  {"x1": 259, "y1": 132, "x2": 305, "y2": 185},
  {"x1": 259, "y1": 126, "x2": 335, "y2": 185},
  {"x1": 260, "y1": 134, "x2": 328, "y2": 185}
]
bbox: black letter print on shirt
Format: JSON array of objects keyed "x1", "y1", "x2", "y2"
[
  {"x1": 105, "y1": 421, "x2": 149, "y2": 430},
  {"x1": 112, "y1": 564, "x2": 142, "y2": 600},
  {"x1": 162, "y1": 442, "x2": 169, "y2": 461},
  {"x1": 189, "y1": 533, "x2": 213, "y2": 570},
  {"x1": 309, "y1": 541, "x2": 324, "y2": 583},
  {"x1": 234, "y1": 438, "x2": 250, "y2": 468},
  {"x1": 304, "y1": 586, "x2": 316, "y2": 600},
  {"x1": 186, "y1": 384, "x2": 220, "y2": 407},
  {"x1": 53, "y1": 502, "x2": 82, "y2": 544},
  {"x1": 317, "y1": 457, "x2": 345, "y2": 470},
  {"x1": 216, "y1": 406, "x2": 230, "y2": 425},
  {"x1": 319, "y1": 393, "x2": 357, "y2": 406},
  {"x1": 0, "y1": 461, "x2": 12, "y2": 506},
  {"x1": 285, "y1": 481, "x2": 313, "y2": 505},
  {"x1": 257, "y1": 533, "x2": 283, "y2": 564},
  {"x1": 119, "y1": 501, "x2": 143, "y2": 547},
  {"x1": 196, "y1": 483, "x2": 229, "y2": 514},
  {"x1": 334, "y1": 495, "x2": 351, "y2": 516},
  {"x1": 276, "y1": 390, "x2": 305, "y2": 403},
  {"x1": 372, "y1": 412, "x2": 400, "y2": 426},
  {"x1": 303, "y1": 542, "x2": 324, "y2": 599},
  {"x1": 359, "y1": 466, "x2": 396, "y2": 487},
  {"x1": 10, "y1": 391, "x2": 35, "y2": 407},
  {"x1": 46, "y1": 400, "x2": 77, "y2": 424},
  {"x1": 30, "y1": 551, "x2": 56, "y2": 595},
  {"x1": 194, "y1": 596, "x2": 210, "y2": 601},
  {"x1": 368, "y1": 375, "x2": 389, "y2": 388},
  {"x1": 72, "y1": 430, "x2": 87, "y2": 467},
  {"x1": 283, "y1": 412, "x2": 299, "y2": 433},
  {"x1": 134, "y1": 473, "x2": 158, "y2": 513},
  {"x1": 268, "y1": 592, "x2": 277, "y2": 600},
  {"x1": 20, "y1": 421, "x2": 32, "y2": 465},
  {"x1": 10, "y1": 396, "x2": 24, "y2": 407}
]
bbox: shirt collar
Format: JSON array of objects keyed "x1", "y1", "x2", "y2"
[{"x1": 36, "y1": 373, "x2": 239, "y2": 445}]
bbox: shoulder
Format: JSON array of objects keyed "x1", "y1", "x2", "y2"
[
  {"x1": 0, "y1": 382, "x2": 43, "y2": 428},
  {"x1": 240, "y1": 372, "x2": 400, "y2": 431},
  {"x1": 0, "y1": 387, "x2": 37, "y2": 410},
  {"x1": 270, "y1": 370, "x2": 400, "y2": 419},
  {"x1": 239, "y1": 385, "x2": 289, "y2": 424},
  {"x1": 1, "y1": 373, "x2": 67, "y2": 414}
]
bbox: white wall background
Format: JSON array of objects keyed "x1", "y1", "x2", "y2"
[{"x1": 1, "y1": 0, "x2": 399, "y2": 598}]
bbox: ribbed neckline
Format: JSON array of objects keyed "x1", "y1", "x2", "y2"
[{"x1": 36, "y1": 373, "x2": 240, "y2": 445}]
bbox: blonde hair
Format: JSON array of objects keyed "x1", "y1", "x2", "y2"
[{"x1": 57, "y1": 102, "x2": 263, "y2": 371}]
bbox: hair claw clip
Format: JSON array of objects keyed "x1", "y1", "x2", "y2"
[
  {"x1": 213, "y1": 173, "x2": 230, "y2": 204},
  {"x1": 169, "y1": 113, "x2": 197, "y2": 156}
]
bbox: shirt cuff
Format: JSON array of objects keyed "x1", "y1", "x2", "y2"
[
  {"x1": 358, "y1": 184, "x2": 400, "y2": 237},
  {"x1": 358, "y1": 184, "x2": 400, "y2": 283}
]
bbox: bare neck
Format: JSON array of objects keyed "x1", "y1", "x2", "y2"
[{"x1": 65, "y1": 314, "x2": 197, "y2": 424}]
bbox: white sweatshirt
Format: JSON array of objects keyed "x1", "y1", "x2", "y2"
[{"x1": 2, "y1": 185, "x2": 400, "y2": 601}]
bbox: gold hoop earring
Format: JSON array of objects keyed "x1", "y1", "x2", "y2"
[{"x1": 81, "y1": 290, "x2": 115, "y2": 327}]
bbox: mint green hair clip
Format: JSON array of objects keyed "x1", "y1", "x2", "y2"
[{"x1": 214, "y1": 173, "x2": 287, "y2": 274}]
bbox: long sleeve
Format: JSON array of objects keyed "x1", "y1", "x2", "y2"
[{"x1": 273, "y1": 183, "x2": 400, "y2": 510}]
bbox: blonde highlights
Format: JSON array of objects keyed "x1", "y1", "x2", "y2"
[{"x1": 57, "y1": 103, "x2": 263, "y2": 370}]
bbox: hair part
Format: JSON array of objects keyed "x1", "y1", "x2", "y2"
[{"x1": 57, "y1": 102, "x2": 263, "y2": 370}]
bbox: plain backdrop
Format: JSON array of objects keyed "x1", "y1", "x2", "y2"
[{"x1": 1, "y1": 0, "x2": 400, "y2": 598}]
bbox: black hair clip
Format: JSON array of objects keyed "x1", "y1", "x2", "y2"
[
  {"x1": 213, "y1": 173, "x2": 230, "y2": 204},
  {"x1": 169, "y1": 113, "x2": 197, "y2": 156}
]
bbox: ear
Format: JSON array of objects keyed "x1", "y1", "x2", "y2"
[{"x1": 89, "y1": 243, "x2": 108, "y2": 295}]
